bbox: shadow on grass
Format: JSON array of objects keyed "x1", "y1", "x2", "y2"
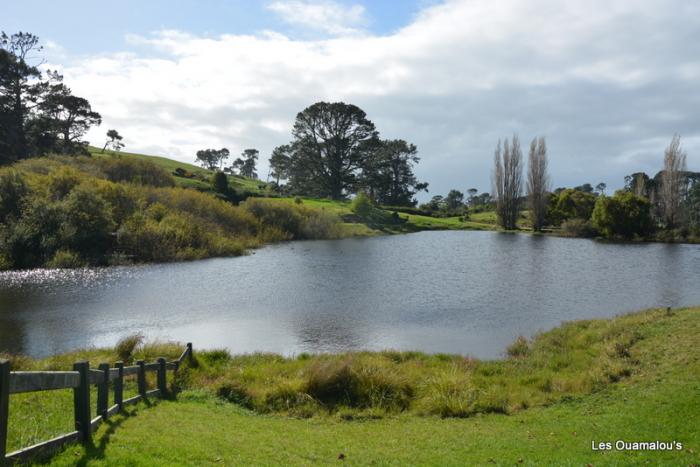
[{"x1": 36, "y1": 398, "x2": 160, "y2": 466}]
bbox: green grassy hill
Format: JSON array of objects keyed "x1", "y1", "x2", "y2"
[
  {"x1": 90, "y1": 146, "x2": 505, "y2": 235},
  {"x1": 5, "y1": 306, "x2": 699, "y2": 465},
  {"x1": 89, "y1": 147, "x2": 270, "y2": 194}
]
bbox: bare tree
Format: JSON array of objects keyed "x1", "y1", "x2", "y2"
[
  {"x1": 661, "y1": 134, "x2": 687, "y2": 228},
  {"x1": 492, "y1": 135, "x2": 523, "y2": 229},
  {"x1": 633, "y1": 173, "x2": 648, "y2": 198},
  {"x1": 527, "y1": 137, "x2": 549, "y2": 231}
]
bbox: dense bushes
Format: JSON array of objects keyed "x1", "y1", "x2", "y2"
[
  {"x1": 560, "y1": 218, "x2": 598, "y2": 238},
  {"x1": 592, "y1": 191, "x2": 653, "y2": 239},
  {"x1": 96, "y1": 156, "x2": 176, "y2": 187},
  {"x1": 548, "y1": 189, "x2": 597, "y2": 225},
  {"x1": 242, "y1": 198, "x2": 340, "y2": 240},
  {"x1": 0, "y1": 156, "x2": 340, "y2": 270}
]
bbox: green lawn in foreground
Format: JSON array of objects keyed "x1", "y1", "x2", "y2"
[
  {"x1": 4, "y1": 307, "x2": 696, "y2": 465},
  {"x1": 44, "y1": 368, "x2": 699, "y2": 466}
]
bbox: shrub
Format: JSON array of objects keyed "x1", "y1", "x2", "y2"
[
  {"x1": 0, "y1": 169, "x2": 29, "y2": 220},
  {"x1": 592, "y1": 191, "x2": 653, "y2": 238},
  {"x1": 200, "y1": 349, "x2": 232, "y2": 365},
  {"x1": 115, "y1": 333, "x2": 144, "y2": 363},
  {"x1": 243, "y1": 199, "x2": 339, "y2": 240},
  {"x1": 560, "y1": 218, "x2": 598, "y2": 238},
  {"x1": 45, "y1": 166, "x2": 82, "y2": 200},
  {"x1": 45, "y1": 249, "x2": 85, "y2": 269},
  {"x1": 211, "y1": 171, "x2": 229, "y2": 194},
  {"x1": 96, "y1": 156, "x2": 175, "y2": 187},
  {"x1": 303, "y1": 358, "x2": 413, "y2": 410},
  {"x1": 420, "y1": 372, "x2": 480, "y2": 418},
  {"x1": 547, "y1": 189, "x2": 597, "y2": 225},
  {"x1": 506, "y1": 336, "x2": 530, "y2": 358},
  {"x1": 216, "y1": 380, "x2": 254, "y2": 408},
  {"x1": 351, "y1": 192, "x2": 373, "y2": 218},
  {"x1": 60, "y1": 185, "x2": 116, "y2": 261}
]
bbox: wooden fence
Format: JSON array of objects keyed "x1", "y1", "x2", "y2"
[{"x1": 0, "y1": 342, "x2": 193, "y2": 466}]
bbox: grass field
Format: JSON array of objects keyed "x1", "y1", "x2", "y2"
[
  {"x1": 89, "y1": 147, "x2": 270, "y2": 194},
  {"x1": 4, "y1": 307, "x2": 699, "y2": 465}
]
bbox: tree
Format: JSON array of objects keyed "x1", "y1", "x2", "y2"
[
  {"x1": 234, "y1": 149, "x2": 258, "y2": 179},
  {"x1": 467, "y1": 188, "x2": 478, "y2": 206},
  {"x1": 36, "y1": 77, "x2": 101, "y2": 154},
  {"x1": 360, "y1": 139, "x2": 427, "y2": 206},
  {"x1": 492, "y1": 135, "x2": 523, "y2": 229},
  {"x1": 574, "y1": 183, "x2": 594, "y2": 193},
  {"x1": 196, "y1": 148, "x2": 229, "y2": 171},
  {"x1": 102, "y1": 129, "x2": 124, "y2": 153},
  {"x1": 288, "y1": 102, "x2": 378, "y2": 199},
  {"x1": 660, "y1": 134, "x2": 687, "y2": 228},
  {"x1": 268, "y1": 144, "x2": 292, "y2": 185},
  {"x1": 686, "y1": 177, "x2": 700, "y2": 228},
  {"x1": 445, "y1": 189, "x2": 465, "y2": 211},
  {"x1": 0, "y1": 31, "x2": 44, "y2": 162},
  {"x1": 592, "y1": 191, "x2": 653, "y2": 238},
  {"x1": 527, "y1": 136, "x2": 549, "y2": 231},
  {"x1": 595, "y1": 182, "x2": 607, "y2": 196},
  {"x1": 211, "y1": 171, "x2": 229, "y2": 195},
  {"x1": 424, "y1": 195, "x2": 446, "y2": 211}
]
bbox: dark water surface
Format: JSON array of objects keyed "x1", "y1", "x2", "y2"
[{"x1": 1, "y1": 231, "x2": 699, "y2": 359}]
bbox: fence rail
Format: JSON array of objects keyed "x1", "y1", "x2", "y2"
[{"x1": 0, "y1": 342, "x2": 193, "y2": 466}]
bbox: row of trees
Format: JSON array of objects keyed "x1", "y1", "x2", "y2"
[
  {"x1": 195, "y1": 147, "x2": 259, "y2": 178},
  {"x1": 488, "y1": 133, "x2": 697, "y2": 238},
  {"x1": 1, "y1": 32, "x2": 102, "y2": 164},
  {"x1": 491, "y1": 135, "x2": 551, "y2": 231}
]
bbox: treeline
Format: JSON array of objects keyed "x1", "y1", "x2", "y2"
[
  {"x1": 0, "y1": 156, "x2": 340, "y2": 270},
  {"x1": 487, "y1": 134, "x2": 698, "y2": 240},
  {"x1": 0, "y1": 32, "x2": 103, "y2": 163},
  {"x1": 195, "y1": 102, "x2": 429, "y2": 207}
]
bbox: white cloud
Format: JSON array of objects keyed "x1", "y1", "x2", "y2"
[
  {"x1": 59, "y1": 0, "x2": 700, "y2": 197},
  {"x1": 266, "y1": 0, "x2": 368, "y2": 36}
]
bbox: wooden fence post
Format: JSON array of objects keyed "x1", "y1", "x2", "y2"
[
  {"x1": 137, "y1": 360, "x2": 146, "y2": 399},
  {"x1": 97, "y1": 363, "x2": 109, "y2": 419},
  {"x1": 73, "y1": 361, "x2": 91, "y2": 443},
  {"x1": 157, "y1": 358, "x2": 167, "y2": 397},
  {"x1": 0, "y1": 360, "x2": 10, "y2": 463},
  {"x1": 114, "y1": 362, "x2": 124, "y2": 411},
  {"x1": 187, "y1": 343, "x2": 193, "y2": 365}
]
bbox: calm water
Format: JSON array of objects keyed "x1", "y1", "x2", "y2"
[{"x1": 1, "y1": 231, "x2": 699, "y2": 359}]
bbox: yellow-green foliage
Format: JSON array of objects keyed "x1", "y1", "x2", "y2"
[
  {"x1": 0, "y1": 156, "x2": 340, "y2": 269},
  {"x1": 242, "y1": 198, "x2": 341, "y2": 240}
]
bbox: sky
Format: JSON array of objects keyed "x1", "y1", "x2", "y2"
[{"x1": 4, "y1": 0, "x2": 700, "y2": 197}]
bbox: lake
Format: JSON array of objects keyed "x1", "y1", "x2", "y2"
[{"x1": 1, "y1": 231, "x2": 699, "y2": 359}]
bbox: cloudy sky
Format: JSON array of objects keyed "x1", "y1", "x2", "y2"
[{"x1": 5, "y1": 0, "x2": 700, "y2": 197}]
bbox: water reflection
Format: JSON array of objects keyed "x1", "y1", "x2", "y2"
[{"x1": 1, "y1": 231, "x2": 699, "y2": 359}]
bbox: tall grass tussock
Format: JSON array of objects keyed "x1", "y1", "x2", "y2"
[{"x1": 169, "y1": 307, "x2": 679, "y2": 419}]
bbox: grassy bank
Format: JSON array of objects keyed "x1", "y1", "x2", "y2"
[
  {"x1": 89, "y1": 148, "x2": 509, "y2": 235},
  {"x1": 0, "y1": 155, "x2": 342, "y2": 270},
  {"x1": 3, "y1": 306, "x2": 699, "y2": 465},
  {"x1": 0, "y1": 149, "x2": 503, "y2": 270}
]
